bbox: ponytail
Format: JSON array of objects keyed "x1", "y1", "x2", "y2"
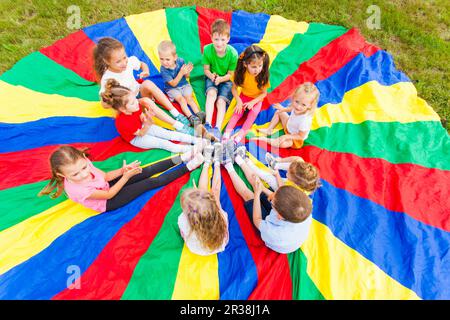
[
  {"x1": 38, "y1": 175, "x2": 65, "y2": 199},
  {"x1": 38, "y1": 146, "x2": 90, "y2": 199},
  {"x1": 100, "y1": 79, "x2": 131, "y2": 110}
]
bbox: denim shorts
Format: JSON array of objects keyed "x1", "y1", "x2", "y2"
[
  {"x1": 166, "y1": 84, "x2": 193, "y2": 101},
  {"x1": 244, "y1": 192, "x2": 273, "y2": 223},
  {"x1": 205, "y1": 78, "x2": 233, "y2": 104}
]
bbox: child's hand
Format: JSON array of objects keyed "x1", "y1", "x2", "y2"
[
  {"x1": 123, "y1": 166, "x2": 142, "y2": 179},
  {"x1": 144, "y1": 108, "x2": 155, "y2": 121},
  {"x1": 214, "y1": 76, "x2": 222, "y2": 86},
  {"x1": 122, "y1": 160, "x2": 142, "y2": 178},
  {"x1": 243, "y1": 100, "x2": 256, "y2": 110},
  {"x1": 273, "y1": 103, "x2": 284, "y2": 110},
  {"x1": 181, "y1": 64, "x2": 191, "y2": 76},
  {"x1": 139, "y1": 70, "x2": 150, "y2": 78},
  {"x1": 234, "y1": 101, "x2": 243, "y2": 114},
  {"x1": 140, "y1": 108, "x2": 154, "y2": 125},
  {"x1": 253, "y1": 177, "x2": 263, "y2": 195},
  {"x1": 272, "y1": 168, "x2": 281, "y2": 178},
  {"x1": 185, "y1": 62, "x2": 194, "y2": 73},
  {"x1": 122, "y1": 160, "x2": 141, "y2": 174},
  {"x1": 139, "y1": 112, "x2": 152, "y2": 125}
]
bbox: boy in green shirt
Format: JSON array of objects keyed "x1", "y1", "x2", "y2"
[{"x1": 202, "y1": 19, "x2": 238, "y2": 137}]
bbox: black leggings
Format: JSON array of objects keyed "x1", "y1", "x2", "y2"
[{"x1": 105, "y1": 155, "x2": 188, "y2": 211}]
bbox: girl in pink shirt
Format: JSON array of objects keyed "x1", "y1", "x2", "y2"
[{"x1": 39, "y1": 145, "x2": 204, "y2": 212}]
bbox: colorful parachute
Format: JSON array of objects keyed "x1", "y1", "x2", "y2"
[{"x1": 0, "y1": 6, "x2": 449, "y2": 300}]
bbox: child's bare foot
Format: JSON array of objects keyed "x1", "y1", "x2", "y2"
[{"x1": 257, "y1": 128, "x2": 273, "y2": 136}]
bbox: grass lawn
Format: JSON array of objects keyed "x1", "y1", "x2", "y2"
[{"x1": 0, "y1": 0, "x2": 448, "y2": 131}]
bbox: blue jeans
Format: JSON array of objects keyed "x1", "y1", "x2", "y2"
[{"x1": 205, "y1": 78, "x2": 233, "y2": 104}]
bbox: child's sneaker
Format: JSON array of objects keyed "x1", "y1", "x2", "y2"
[
  {"x1": 180, "y1": 149, "x2": 194, "y2": 162},
  {"x1": 223, "y1": 140, "x2": 235, "y2": 164},
  {"x1": 186, "y1": 153, "x2": 205, "y2": 171},
  {"x1": 204, "y1": 122, "x2": 213, "y2": 132},
  {"x1": 265, "y1": 152, "x2": 278, "y2": 170},
  {"x1": 221, "y1": 131, "x2": 231, "y2": 142},
  {"x1": 203, "y1": 144, "x2": 214, "y2": 164},
  {"x1": 175, "y1": 113, "x2": 190, "y2": 126},
  {"x1": 234, "y1": 145, "x2": 247, "y2": 161},
  {"x1": 188, "y1": 114, "x2": 201, "y2": 127},
  {"x1": 196, "y1": 111, "x2": 206, "y2": 124},
  {"x1": 193, "y1": 123, "x2": 216, "y2": 142},
  {"x1": 213, "y1": 126, "x2": 222, "y2": 141},
  {"x1": 177, "y1": 124, "x2": 195, "y2": 135},
  {"x1": 213, "y1": 142, "x2": 223, "y2": 164},
  {"x1": 204, "y1": 129, "x2": 219, "y2": 143},
  {"x1": 192, "y1": 140, "x2": 206, "y2": 155}
]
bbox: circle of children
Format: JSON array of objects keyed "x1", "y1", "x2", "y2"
[{"x1": 40, "y1": 19, "x2": 321, "y2": 256}]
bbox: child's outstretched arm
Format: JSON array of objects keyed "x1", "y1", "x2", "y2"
[
  {"x1": 88, "y1": 166, "x2": 142, "y2": 200},
  {"x1": 273, "y1": 169, "x2": 284, "y2": 188},
  {"x1": 274, "y1": 103, "x2": 292, "y2": 113},
  {"x1": 283, "y1": 131, "x2": 308, "y2": 141},
  {"x1": 105, "y1": 160, "x2": 141, "y2": 182},
  {"x1": 211, "y1": 163, "x2": 223, "y2": 210},
  {"x1": 133, "y1": 108, "x2": 154, "y2": 137},
  {"x1": 139, "y1": 61, "x2": 150, "y2": 78},
  {"x1": 231, "y1": 83, "x2": 243, "y2": 114},
  {"x1": 278, "y1": 156, "x2": 304, "y2": 163},
  {"x1": 252, "y1": 178, "x2": 264, "y2": 229},
  {"x1": 198, "y1": 161, "x2": 210, "y2": 191},
  {"x1": 262, "y1": 186, "x2": 274, "y2": 199}
]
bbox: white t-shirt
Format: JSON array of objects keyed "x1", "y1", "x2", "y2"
[
  {"x1": 99, "y1": 56, "x2": 141, "y2": 96},
  {"x1": 286, "y1": 111, "x2": 313, "y2": 140},
  {"x1": 259, "y1": 209, "x2": 313, "y2": 254},
  {"x1": 178, "y1": 210, "x2": 229, "y2": 256}
]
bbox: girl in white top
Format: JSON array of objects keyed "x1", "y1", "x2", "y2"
[
  {"x1": 254, "y1": 82, "x2": 319, "y2": 149},
  {"x1": 94, "y1": 37, "x2": 193, "y2": 135},
  {"x1": 178, "y1": 143, "x2": 229, "y2": 256}
]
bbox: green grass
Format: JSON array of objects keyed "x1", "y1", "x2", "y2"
[{"x1": 0, "y1": 0, "x2": 448, "y2": 131}]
